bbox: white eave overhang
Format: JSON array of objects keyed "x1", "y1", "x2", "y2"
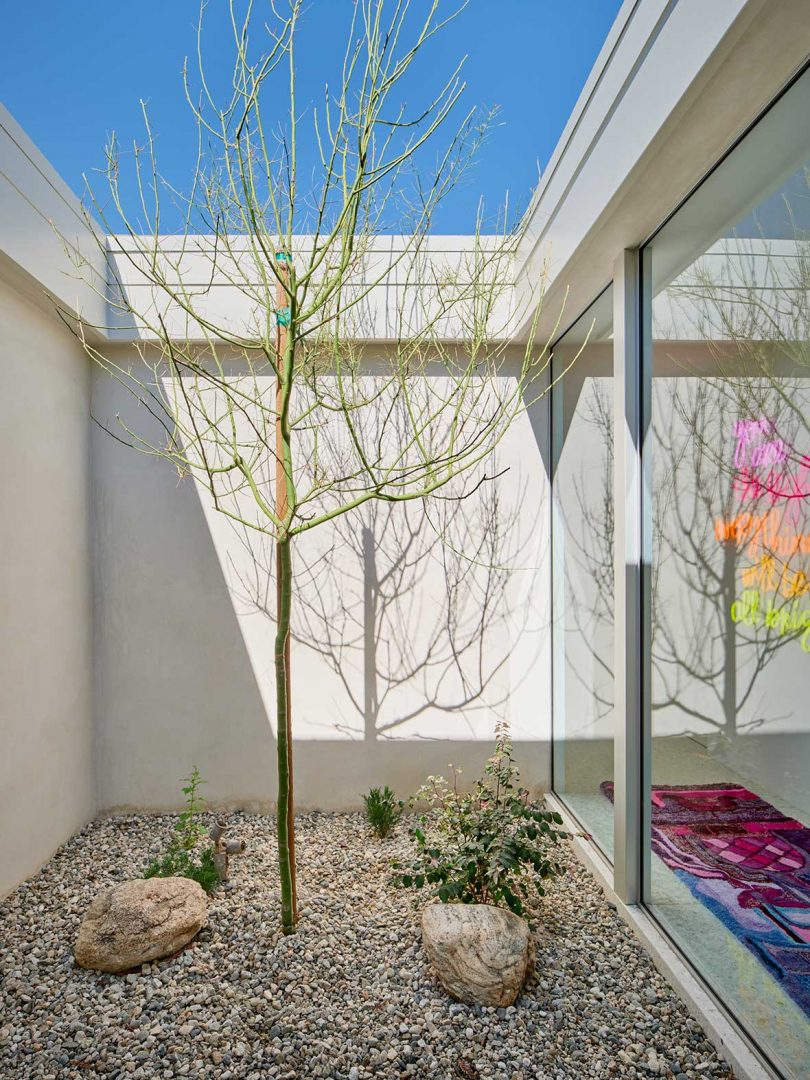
[
  {"x1": 513, "y1": 0, "x2": 810, "y2": 345},
  {"x1": 0, "y1": 104, "x2": 107, "y2": 336}
]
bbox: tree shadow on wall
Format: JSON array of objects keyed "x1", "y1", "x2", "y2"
[
  {"x1": 555, "y1": 351, "x2": 810, "y2": 745},
  {"x1": 226, "y1": 457, "x2": 542, "y2": 744}
]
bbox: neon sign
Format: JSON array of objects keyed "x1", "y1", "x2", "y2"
[
  {"x1": 732, "y1": 418, "x2": 788, "y2": 469},
  {"x1": 714, "y1": 511, "x2": 810, "y2": 556},
  {"x1": 733, "y1": 463, "x2": 810, "y2": 515},
  {"x1": 722, "y1": 416, "x2": 810, "y2": 657},
  {"x1": 730, "y1": 589, "x2": 810, "y2": 652},
  {"x1": 740, "y1": 555, "x2": 810, "y2": 598}
]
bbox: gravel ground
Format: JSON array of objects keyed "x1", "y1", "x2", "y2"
[{"x1": 0, "y1": 812, "x2": 734, "y2": 1080}]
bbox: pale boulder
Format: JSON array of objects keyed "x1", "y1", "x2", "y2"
[
  {"x1": 74, "y1": 877, "x2": 207, "y2": 973},
  {"x1": 421, "y1": 902, "x2": 534, "y2": 1007}
]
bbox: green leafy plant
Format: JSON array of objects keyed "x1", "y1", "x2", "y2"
[
  {"x1": 361, "y1": 786, "x2": 404, "y2": 838},
  {"x1": 144, "y1": 767, "x2": 219, "y2": 893},
  {"x1": 393, "y1": 723, "x2": 566, "y2": 917},
  {"x1": 174, "y1": 766, "x2": 208, "y2": 851},
  {"x1": 143, "y1": 846, "x2": 220, "y2": 894}
]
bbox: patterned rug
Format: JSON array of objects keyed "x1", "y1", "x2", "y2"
[{"x1": 600, "y1": 781, "x2": 810, "y2": 1017}]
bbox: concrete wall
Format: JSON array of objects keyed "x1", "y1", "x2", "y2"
[{"x1": 0, "y1": 277, "x2": 95, "y2": 895}]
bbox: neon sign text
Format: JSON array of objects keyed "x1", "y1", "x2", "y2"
[
  {"x1": 732, "y1": 418, "x2": 788, "y2": 469},
  {"x1": 740, "y1": 555, "x2": 810, "y2": 598},
  {"x1": 730, "y1": 589, "x2": 810, "y2": 653},
  {"x1": 733, "y1": 464, "x2": 810, "y2": 512},
  {"x1": 725, "y1": 415, "x2": 810, "y2": 660},
  {"x1": 714, "y1": 511, "x2": 810, "y2": 557}
]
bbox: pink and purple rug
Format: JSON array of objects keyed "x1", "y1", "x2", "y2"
[{"x1": 600, "y1": 781, "x2": 810, "y2": 1017}]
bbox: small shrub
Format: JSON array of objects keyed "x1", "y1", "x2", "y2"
[
  {"x1": 362, "y1": 785, "x2": 404, "y2": 838},
  {"x1": 174, "y1": 765, "x2": 208, "y2": 851},
  {"x1": 143, "y1": 846, "x2": 220, "y2": 893},
  {"x1": 144, "y1": 766, "x2": 219, "y2": 892},
  {"x1": 393, "y1": 723, "x2": 566, "y2": 917}
]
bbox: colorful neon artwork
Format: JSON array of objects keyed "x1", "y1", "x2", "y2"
[
  {"x1": 732, "y1": 416, "x2": 810, "y2": 510},
  {"x1": 732, "y1": 418, "x2": 788, "y2": 469},
  {"x1": 714, "y1": 512, "x2": 810, "y2": 557},
  {"x1": 740, "y1": 555, "x2": 810, "y2": 598},
  {"x1": 733, "y1": 464, "x2": 810, "y2": 513},
  {"x1": 730, "y1": 589, "x2": 810, "y2": 651},
  {"x1": 722, "y1": 417, "x2": 810, "y2": 657}
]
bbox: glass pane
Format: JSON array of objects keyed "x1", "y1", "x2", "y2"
[
  {"x1": 551, "y1": 287, "x2": 615, "y2": 857},
  {"x1": 644, "y1": 68, "x2": 810, "y2": 1079}
]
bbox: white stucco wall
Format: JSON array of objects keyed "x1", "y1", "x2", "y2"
[
  {"x1": 90, "y1": 348, "x2": 552, "y2": 812},
  {"x1": 0, "y1": 277, "x2": 95, "y2": 896}
]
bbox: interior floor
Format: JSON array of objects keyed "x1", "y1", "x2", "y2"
[{"x1": 555, "y1": 733, "x2": 810, "y2": 1080}]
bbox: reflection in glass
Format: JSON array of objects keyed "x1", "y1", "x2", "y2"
[
  {"x1": 644, "y1": 68, "x2": 810, "y2": 1079},
  {"x1": 550, "y1": 288, "x2": 615, "y2": 856}
]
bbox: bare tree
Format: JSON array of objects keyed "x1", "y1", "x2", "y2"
[{"x1": 60, "y1": 0, "x2": 562, "y2": 932}]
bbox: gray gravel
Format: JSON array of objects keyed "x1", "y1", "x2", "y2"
[{"x1": 0, "y1": 811, "x2": 735, "y2": 1079}]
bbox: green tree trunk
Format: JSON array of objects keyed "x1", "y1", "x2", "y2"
[{"x1": 275, "y1": 535, "x2": 297, "y2": 932}]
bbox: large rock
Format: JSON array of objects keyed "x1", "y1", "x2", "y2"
[
  {"x1": 421, "y1": 902, "x2": 534, "y2": 1007},
  {"x1": 74, "y1": 877, "x2": 207, "y2": 973}
]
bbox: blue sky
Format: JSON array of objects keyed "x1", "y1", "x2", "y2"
[{"x1": 0, "y1": 1, "x2": 622, "y2": 233}]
